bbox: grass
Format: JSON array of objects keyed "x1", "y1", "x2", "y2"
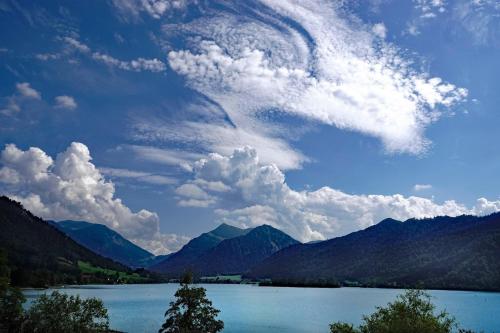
[{"x1": 77, "y1": 261, "x2": 149, "y2": 283}]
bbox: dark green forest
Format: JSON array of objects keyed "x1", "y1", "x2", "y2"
[
  {"x1": 0, "y1": 196, "x2": 159, "y2": 287},
  {"x1": 249, "y1": 215, "x2": 500, "y2": 291}
]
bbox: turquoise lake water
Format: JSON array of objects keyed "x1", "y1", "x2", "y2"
[{"x1": 23, "y1": 284, "x2": 500, "y2": 333}]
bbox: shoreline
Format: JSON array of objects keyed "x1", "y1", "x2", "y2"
[{"x1": 20, "y1": 282, "x2": 500, "y2": 294}]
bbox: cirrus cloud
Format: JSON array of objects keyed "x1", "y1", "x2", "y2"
[{"x1": 162, "y1": 0, "x2": 467, "y2": 160}]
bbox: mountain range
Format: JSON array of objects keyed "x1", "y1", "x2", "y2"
[
  {"x1": 149, "y1": 223, "x2": 250, "y2": 275},
  {"x1": 248, "y1": 215, "x2": 500, "y2": 291},
  {"x1": 51, "y1": 220, "x2": 168, "y2": 268},
  {"x1": 151, "y1": 224, "x2": 299, "y2": 276},
  {"x1": 0, "y1": 196, "x2": 134, "y2": 287},
  {"x1": 3, "y1": 193, "x2": 500, "y2": 291}
]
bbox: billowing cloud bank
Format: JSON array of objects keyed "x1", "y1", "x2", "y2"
[
  {"x1": 0, "y1": 143, "x2": 187, "y2": 254},
  {"x1": 175, "y1": 147, "x2": 500, "y2": 242},
  {"x1": 130, "y1": 0, "x2": 467, "y2": 170}
]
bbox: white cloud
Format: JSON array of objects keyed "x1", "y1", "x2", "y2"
[
  {"x1": 372, "y1": 22, "x2": 387, "y2": 38},
  {"x1": 414, "y1": 184, "x2": 432, "y2": 191},
  {"x1": 406, "y1": 23, "x2": 421, "y2": 36},
  {"x1": 61, "y1": 36, "x2": 166, "y2": 73},
  {"x1": 110, "y1": 0, "x2": 189, "y2": 20},
  {"x1": 176, "y1": 147, "x2": 500, "y2": 243},
  {"x1": 54, "y1": 95, "x2": 77, "y2": 110},
  {"x1": 407, "y1": 0, "x2": 500, "y2": 44},
  {"x1": 163, "y1": 0, "x2": 467, "y2": 160},
  {"x1": 405, "y1": 1, "x2": 447, "y2": 36},
  {"x1": 0, "y1": 97, "x2": 21, "y2": 115},
  {"x1": 0, "y1": 143, "x2": 187, "y2": 254},
  {"x1": 452, "y1": 0, "x2": 500, "y2": 45},
  {"x1": 1, "y1": 82, "x2": 42, "y2": 115},
  {"x1": 63, "y1": 37, "x2": 91, "y2": 53},
  {"x1": 113, "y1": 144, "x2": 203, "y2": 170},
  {"x1": 36, "y1": 53, "x2": 61, "y2": 61},
  {"x1": 132, "y1": 119, "x2": 308, "y2": 170},
  {"x1": 175, "y1": 183, "x2": 216, "y2": 207},
  {"x1": 16, "y1": 82, "x2": 41, "y2": 99},
  {"x1": 100, "y1": 167, "x2": 177, "y2": 185},
  {"x1": 414, "y1": 0, "x2": 447, "y2": 18},
  {"x1": 92, "y1": 52, "x2": 166, "y2": 72}
]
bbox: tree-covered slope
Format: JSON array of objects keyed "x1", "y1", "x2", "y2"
[
  {"x1": 248, "y1": 214, "x2": 500, "y2": 291},
  {"x1": 191, "y1": 224, "x2": 300, "y2": 275},
  {"x1": 150, "y1": 223, "x2": 250, "y2": 275},
  {"x1": 53, "y1": 220, "x2": 157, "y2": 268},
  {"x1": 0, "y1": 196, "x2": 132, "y2": 287}
]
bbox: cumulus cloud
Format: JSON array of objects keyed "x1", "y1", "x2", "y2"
[
  {"x1": 0, "y1": 143, "x2": 187, "y2": 254},
  {"x1": 176, "y1": 147, "x2": 500, "y2": 243},
  {"x1": 157, "y1": 0, "x2": 467, "y2": 165},
  {"x1": 175, "y1": 183, "x2": 216, "y2": 207},
  {"x1": 54, "y1": 95, "x2": 77, "y2": 110}
]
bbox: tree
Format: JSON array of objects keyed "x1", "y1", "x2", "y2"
[
  {"x1": 0, "y1": 249, "x2": 26, "y2": 332},
  {"x1": 330, "y1": 289, "x2": 457, "y2": 333},
  {"x1": 23, "y1": 291, "x2": 110, "y2": 332},
  {"x1": 159, "y1": 272, "x2": 224, "y2": 333}
]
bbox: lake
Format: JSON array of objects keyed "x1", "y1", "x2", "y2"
[{"x1": 23, "y1": 284, "x2": 500, "y2": 333}]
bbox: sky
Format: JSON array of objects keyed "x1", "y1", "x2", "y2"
[{"x1": 1, "y1": 0, "x2": 500, "y2": 254}]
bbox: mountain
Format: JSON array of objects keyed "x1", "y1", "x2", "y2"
[
  {"x1": 189, "y1": 224, "x2": 300, "y2": 275},
  {"x1": 150, "y1": 223, "x2": 250, "y2": 275},
  {"x1": 0, "y1": 196, "x2": 134, "y2": 287},
  {"x1": 152, "y1": 224, "x2": 299, "y2": 277},
  {"x1": 248, "y1": 214, "x2": 500, "y2": 291},
  {"x1": 52, "y1": 220, "x2": 158, "y2": 268}
]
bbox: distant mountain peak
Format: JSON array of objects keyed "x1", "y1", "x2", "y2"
[
  {"x1": 213, "y1": 222, "x2": 237, "y2": 231},
  {"x1": 210, "y1": 223, "x2": 250, "y2": 238},
  {"x1": 248, "y1": 224, "x2": 286, "y2": 235},
  {"x1": 378, "y1": 218, "x2": 402, "y2": 225},
  {"x1": 151, "y1": 223, "x2": 298, "y2": 276},
  {"x1": 53, "y1": 220, "x2": 156, "y2": 268},
  {"x1": 150, "y1": 222, "x2": 250, "y2": 274}
]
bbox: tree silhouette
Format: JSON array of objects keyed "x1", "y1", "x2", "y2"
[
  {"x1": 159, "y1": 272, "x2": 224, "y2": 333},
  {"x1": 0, "y1": 249, "x2": 25, "y2": 332}
]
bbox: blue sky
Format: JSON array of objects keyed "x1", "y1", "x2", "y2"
[{"x1": 1, "y1": 0, "x2": 499, "y2": 254}]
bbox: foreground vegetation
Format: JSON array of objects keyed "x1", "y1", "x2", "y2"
[
  {"x1": 1, "y1": 250, "x2": 110, "y2": 332},
  {"x1": 160, "y1": 272, "x2": 224, "y2": 333},
  {"x1": 330, "y1": 289, "x2": 476, "y2": 333}
]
